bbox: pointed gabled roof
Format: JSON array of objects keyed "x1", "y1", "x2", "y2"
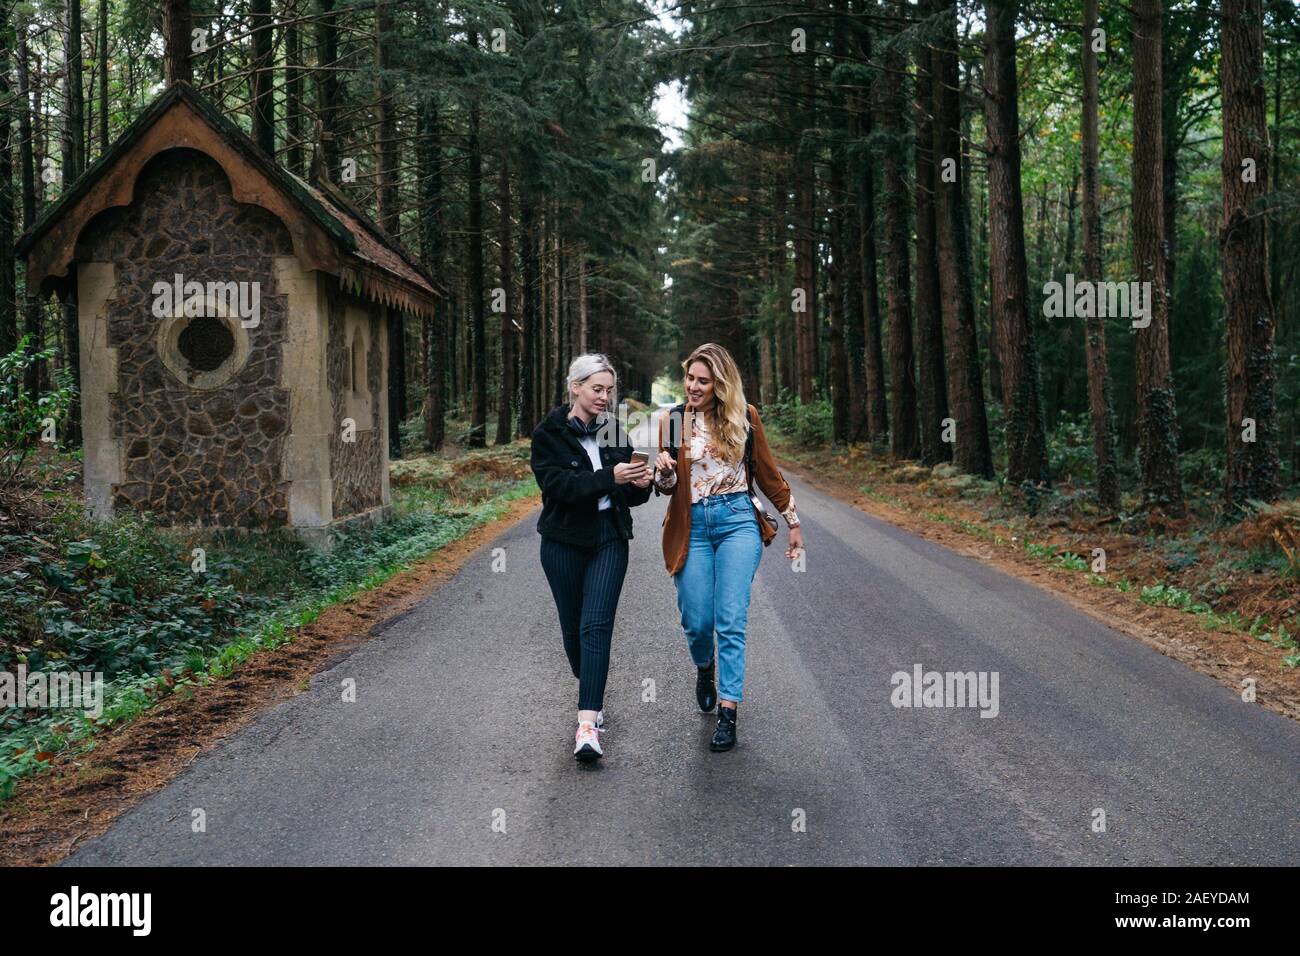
[{"x1": 16, "y1": 81, "x2": 445, "y2": 318}]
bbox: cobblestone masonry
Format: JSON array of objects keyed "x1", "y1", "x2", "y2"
[{"x1": 82, "y1": 149, "x2": 294, "y2": 527}]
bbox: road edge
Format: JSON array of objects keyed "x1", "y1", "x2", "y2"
[
  {"x1": 779, "y1": 459, "x2": 1300, "y2": 725},
  {"x1": 0, "y1": 494, "x2": 540, "y2": 867}
]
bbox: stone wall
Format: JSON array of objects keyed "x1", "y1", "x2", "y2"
[
  {"x1": 81, "y1": 148, "x2": 294, "y2": 527},
  {"x1": 327, "y1": 295, "x2": 386, "y2": 518}
]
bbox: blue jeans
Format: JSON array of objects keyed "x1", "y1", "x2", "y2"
[{"x1": 673, "y1": 491, "x2": 763, "y2": 704}]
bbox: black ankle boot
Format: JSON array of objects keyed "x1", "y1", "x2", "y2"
[
  {"x1": 710, "y1": 705, "x2": 737, "y2": 751},
  {"x1": 695, "y1": 661, "x2": 717, "y2": 713}
]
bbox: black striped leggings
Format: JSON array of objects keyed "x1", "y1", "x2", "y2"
[{"x1": 539, "y1": 510, "x2": 630, "y2": 712}]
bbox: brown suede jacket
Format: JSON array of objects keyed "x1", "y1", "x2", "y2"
[{"x1": 655, "y1": 403, "x2": 793, "y2": 575}]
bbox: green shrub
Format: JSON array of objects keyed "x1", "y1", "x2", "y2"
[
  {"x1": 1047, "y1": 411, "x2": 1094, "y2": 484},
  {"x1": 763, "y1": 394, "x2": 833, "y2": 447},
  {"x1": 0, "y1": 338, "x2": 75, "y2": 490},
  {"x1": 1179, "y1": 446, "x2": 1225, "y2": 492}
]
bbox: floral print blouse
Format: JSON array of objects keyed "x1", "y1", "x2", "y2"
[{"x1": 655, "y1": 412, "x2": 800, "y2": 527}]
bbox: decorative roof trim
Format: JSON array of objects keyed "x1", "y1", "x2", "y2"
[{"x1": 17, "y1": 82, "x2": 444, "y2": 319}]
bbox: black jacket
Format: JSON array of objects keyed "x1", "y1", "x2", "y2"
[{"x1": 530, "y1": 405, "x2": 652, "y2": 546}]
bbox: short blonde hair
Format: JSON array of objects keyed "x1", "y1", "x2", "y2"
[{"x1": 566, "y1": 353, "x2": 617, "y2": 402}]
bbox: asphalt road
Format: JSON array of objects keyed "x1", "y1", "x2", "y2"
[{"x1": 66, "y1": 474, "x2": 1300, "y2": 865}]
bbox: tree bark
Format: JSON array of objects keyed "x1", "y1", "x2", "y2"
[
  {"x1": 466, "y1": 38, "x2": 486, "y2": 447},
  {"x1": 933, "y1": 0, "x2": 992, "y2": 477},
  {"x1": 1081, "y1": 0, "x2": 1120, "y2": 510},
  {"x1": 97, "y1": 0, "x2": 108, "y2": 152},
  {"x1": 794, "y1": 41, "x2": 818, "y2": 405},
  {"x1": 0, "y1": 17, "x2": 15, "y2": 357},
  {"x1": 163, "y1": 0, "x2": 192, "y2": 87},
  {"x1": 18, "y1": 15, "x2": 42, "y2": 398},
  {"x1": 496, "y1": 154, "x2": 516, "y2": 445},
  {"x1": 517, "y1": 184, "x2": 539, "y2": 437},
  {"x1": 418, "y1": 83, "x2": 445, "y2": 451},
  {"x1": 285, "y1": 13, "x2": 304, "y2": 176},
  {"x1": 858, "y1": 22, "x2": 888, "y2": 443},
  {"x1": 914, "y1": 0, "x2": 949, "y2": 464},
  {"x1": 983, "y1": 0, "x2": 1047, "y2": 484},
  {"x1": 250, "y1": 0, "x2": 274, "y2": 155},
  {"x1": 62, "y1": 0, "x2": 84, "y2": 445},
  {"x1": 316, "y1": 0, "x2": 340, "y2": 176},
  {"x1": 578, "y1": 247, "x2": 588, "y2": 354},
  {"x1": 881, "y1": 4, "x2": 918, "y2": 458},
  {"x1": 828, "y1": 0, "x2": 850, "y2": 440},
  {"x1": 844, "y1": 35, "x2": 867, "y2": 440},
  {"x1": 1131, "y1": 0, "x2": 1184, "y2": 513},
  {"x1": 1221, "y1": 0, "x2": 1279, "y2": 506}
]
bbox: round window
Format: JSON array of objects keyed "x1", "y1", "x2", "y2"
[
  {"x1": 157, "y1": 305, "x2": 250, "y2": 390},
  {"x1": 177, "y1": 316, "x2": 236, "y2": 372}
]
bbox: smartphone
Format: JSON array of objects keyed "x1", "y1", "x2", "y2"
[{"x1": 630, "y1": 451, "x2": 649, "y2": 466}]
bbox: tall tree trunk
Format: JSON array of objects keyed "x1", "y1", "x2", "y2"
[
  {"x1": 539, "y1": 210, "x2": 550, "y2": 407},
  {"x1": 1221, "y1": 0, "x2": 1279, "y2": 506},
  {"x1": 881, "y1": 6, "x2": 918, "y2": 458},
  {"x1": 577, "y1": 248, "x2": 588, "y2": 354},
  {"x1": 316, "y1": 0, "x2": 340, "y2": 177},
  {"x1": 772, "y1": 173, "x2": 792, "y2": 397},
  {"x1": 250, "y1": 0, "x2": 274, "y2": 155},
  {"x1": 163, "y1": 0, "x2": 192, "y2": 87},
  {"x1": 1269, "y1": 18, "x2": 1282, "y2": 316},
  {"x1": 858, "y1": 19, "x2": 888, "y2": 443},
  {"x1": 385, "y1": 308, "x2": 404, "y2": 457},
  {"x1": 1131, "y1": 0, "x2": 1184, "y2": 513},
  {"x1": 0, "y1": 17, "x2": 15, "y2": 357},
  {"x1": 793, "y1": 22, "x2": 818, "y2": 404},
  {"x1": 517, "y1": 184, "x2": 539, "y2": 436},
  {"x1": 828, "y1": 0, "x2": 850, "y2": 440},
  {"x1": 18, "y1": 16, "x2": 42, "y2": 398},
  {"x1": 844, "y1": 48, "x2": 867, "y2": 441},
  {"x1": 285, "y1": 13, "x2": 304, "y2": 176},
  {"x1": 914, "y1": 0, "x2": 949, "y2": 464},
  {"x1": 61, "y1": 0, "x2": 84, "y2": 445},
  {"x1": 551, "y1": 204, "x2": 563, "y2": 407},
  {"x1": 375, "y1": 2, "x2": 397, "y2": 233},
  {"x1": 496, "y1": 155, "x2": 515, "y2": 445},
  {"x1": 378, "y1": 2, "x2": 403, "y2": 455},
  {"x1": 933, "y1": 0, "x2": 992, "y2": 476},
  {"x1": 418, "y1": 85, "x2": 444, "y2": 451},
  {"x1": 1081, "y1": 0, "x2": 1120, "y2": 510},
  {"x1": 983, "y1": 0, "x2": 1047, "y2": 484},
  {"x1": 466, "y1": 38, "x2": 486, "y2": 447},
  {"x1": 97, "y1": 0, "x2": 107, "y2": 151}
]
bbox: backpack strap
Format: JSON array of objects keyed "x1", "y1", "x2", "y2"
[
  {"x1": 664, "y1": 402, "x2": 686, "y2": 460},
  {"x1": 743, "y1": 407, "x2": 754, "y2": 474}
]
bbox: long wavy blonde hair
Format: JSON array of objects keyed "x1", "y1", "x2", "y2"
[{"x1": 684, "y1": 343, "x2": 749, "y2": 464}]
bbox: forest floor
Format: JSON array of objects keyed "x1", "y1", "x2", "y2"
[
  {"x1": 767, "y1": 431, "x2": 1300, "y2": 719},
  {"x1": 0, "y1": 433, "x2": 540, "y2": 859}
]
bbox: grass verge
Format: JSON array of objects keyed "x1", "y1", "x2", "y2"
[{"x1": 1, "y1": 438, "x2": 537, "y2": 801}]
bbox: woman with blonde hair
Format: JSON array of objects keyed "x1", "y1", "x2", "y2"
[
  {"x1": 653, "y1": 343, "x2": 804, "y2": 750},
  {"x1": 531, "y1": 354, "x2": 652, "y2": 762}
]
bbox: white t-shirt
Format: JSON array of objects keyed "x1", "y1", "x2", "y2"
[{"x1": 579, "y1": 433, "x2": 612, "y2": 510}]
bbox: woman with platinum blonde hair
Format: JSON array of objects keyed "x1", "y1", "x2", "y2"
[
  {"x1": 654, "y1": 343, "x2": 805, "y2": 751},
  {"x1": 530, "y1": 353, "x2": 652, "y2": 763}
]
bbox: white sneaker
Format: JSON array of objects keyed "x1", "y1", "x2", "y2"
[
  {"x1": 574, "y1": 721, "x2": 603, "y2": 762},
  {"x1": 595, "y1": 709, "x2": 606, "y2": 729}
]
